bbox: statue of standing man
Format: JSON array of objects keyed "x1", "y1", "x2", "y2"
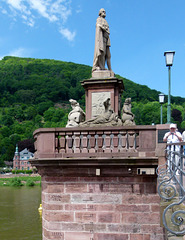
[{"x1": 92, "y1": 8, "x2": 112, "y2": 72}]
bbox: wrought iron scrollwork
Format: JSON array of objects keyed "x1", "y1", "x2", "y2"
[{"x1": 157, "y1": 144, "x2": 185, "y2": 236}]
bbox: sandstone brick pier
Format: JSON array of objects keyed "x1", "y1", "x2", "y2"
[{"x1": 31, "y1": 124, "x2": 169, "y2": 240}]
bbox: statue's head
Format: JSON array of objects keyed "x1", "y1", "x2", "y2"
[
  {"x1": 69, "y1": 99, "x2": 78, "y2": 108},
  {"x1": 99, "y1": 8, "x2": 106, "y2": 17},
  {"x1": 125, "y1": 98, "x2": 131, "y2": 104}
]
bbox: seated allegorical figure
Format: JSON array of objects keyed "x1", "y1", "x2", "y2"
[
  {"x1": 79, "y1": 98, "x2": 122, "y2": 127},
  {"x1": 122, "y1": 98, "x2": 135, "y2": 126},
  {"x1": 66, "y1": 99, "x2": 85, "y2": 128}
]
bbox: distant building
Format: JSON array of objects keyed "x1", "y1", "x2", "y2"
[{"x1": 13, "y1": 145, "x2": 34, "y2": 170}]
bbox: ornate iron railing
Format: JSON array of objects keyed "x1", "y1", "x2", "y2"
[{"x1": 157, "y1": 142, "x2": 185, "y2": 236}]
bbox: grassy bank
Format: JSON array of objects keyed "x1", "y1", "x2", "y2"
[{"x1": 0, "y1": 175, "x2": 41, "y2": 187}]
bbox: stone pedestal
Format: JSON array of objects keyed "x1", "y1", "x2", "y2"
[{"x1": 81, "y1": 77, "x2": 124, "y2": 120}]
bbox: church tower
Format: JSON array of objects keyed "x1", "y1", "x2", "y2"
[{"x1": 13, "y1": 144, "x2": 20, "y2": 170}]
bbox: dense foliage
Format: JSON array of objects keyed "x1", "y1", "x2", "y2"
[
  {"x1": 0, "y1": 56, "x2": 185, "y2": 167},
  {"x1": 0, "y1": 175, "x2": 41, "y2": 187}
]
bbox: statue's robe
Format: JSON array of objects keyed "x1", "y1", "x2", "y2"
[{"x1": 92, "y1": 17, "x2": 111, "y2": 71}]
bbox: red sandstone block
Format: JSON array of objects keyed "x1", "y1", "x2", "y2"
[
  {"x1": 42, "y1": 183, "x2": 64, "y2": 193},
  {"x1": 43, "y1": 228, "x2": 64, "y2": 240},
  {"x1": 130, "y1": 234, "x2": 151, "y2": 240},
  {"x1": 141, "y1": 225, "x2": 164, "y2": 234},
  {"x1": 150, "y1": 234, "x2": 165, "y2": 240},
  {"x1": 122, "y1": 212, "x2": 137, "y2": 224},
  {"x1": 92, "y1": 204, "x2": 114, "y2": 212},
  {"x1": 150, "y1": 204, "x2": 160, "y2": 212},
  {"x1": 93, "y1": 183, "x2": 133, "y2": 194},
  {"x1": 65, "y1": 232, "x2": 93, "y2": 240},
  {"x1": 94, "y1": 233, "x2": 129, "y2": 240},
  {"x1": 98, "y1": 212, "x2": 121, "y2": 223},
  {"x1": 137, "y1": 213, "x2": 160, "y2": 224},
  {"x1": 115, "y1": 204, "x2": 150, "y2": 212},
  {"x1": 43, "y1": 193, "x2": 70, "y2": 203},
  {"x1": 142, "y1": 177, "x2": 157, "y2": 183},
  {"x1": 107, "y1": 223, "x2": 141, "y2": 233},
  {"x1": 118, "y1": 176, "x2": 156, "y2": 183},
  {"x1": 65, "y1": 183, "x2": 88, "y2": 193},
  {"x1": 62, "y1": 167, "x2": 90, "y2": 175},
  {"x1": 130, "y1": 234, "x2": 145, "y2": 240},
  {"x1": 43, "y1": 176, "x2": 79, "y2": 182},
  {"x1": 122, "y1": 212, "x2": 160, "y2": 225},
  {"x1": 43, "y1": 211, "x2": 74, "y2": 222},
  {"x1": 43, "y1": 221, "x2": 84, "y2": 232},
  {"x1": 75, "y1": 212, "x2": 96, "y2": 223},
  {"x1": 145, "y1": 183, "x2": 157, "y2": 194},
  {"x1": 43, "y1": 202, "x2": 63, "y2": 210},
  {"x1": 122, "y1": 194, "x2": 160, "y2": 204},
  {"x1": 118, "y1": 176, "x2": 143, "y2": 183},
  {"x1": 84, "y1": 223, "x2": 106, "y2": 232},
  {"x1": 79, "y1": 177, "x2": 118, "y2": 182},
  {"x1": 133, "y1": 184, "x2": 142, "y2": 194},
  {"x1": 143, "y1": 235, "x2": 151, "y2": 240},
  {"x1": 65, "y1": 204, "x2": 87, "y2": 211},
  {"x1": 88, "y1": 183, "x2": 102, "y2": 193}
]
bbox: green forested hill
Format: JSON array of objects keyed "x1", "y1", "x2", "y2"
[{"x1": 0, "y1": 56, "x2": 185, "y2": 166}]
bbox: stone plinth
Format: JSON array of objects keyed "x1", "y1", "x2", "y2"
[
  {"x1": 81, "y1": 77, "x2": 124, "y2": 120},
  {"x1": 92, "y1": 70, "x2": 115, "y2": 78}
]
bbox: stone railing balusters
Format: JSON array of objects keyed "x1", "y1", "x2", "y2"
[
  {"x1": 80, "y1": 132, "x2": 87, "y2": 153},
  {"x1": 73, "y1": 132, "x2": 81, "y2": 153},
  {"x1": 128, "y1": 131, "x2": 136, "y2": 151},
  {"x1": 33, "y1": 126, "x2": 157, "y2": 158},
  {"x1": 112, "y1": 131, "x2": 119, "y2": 152},
  {"x1": 58, "y1": 132, "x2": 66, "y2": 153},
  {"x1": 66, "y1": 132, "x2": 73, "y2": 153}
]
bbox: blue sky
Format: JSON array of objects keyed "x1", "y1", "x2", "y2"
[{"x1": 0, "y1": 0, "x2": 185, "y2": 98}]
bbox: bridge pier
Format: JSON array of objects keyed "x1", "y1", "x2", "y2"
[{"x1": 31, "y1": 125, "x2": 169, "y2": 240}]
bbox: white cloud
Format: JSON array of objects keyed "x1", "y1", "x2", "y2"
[
  {"x1": 0, "y1": 47, "x2": 32, "y2": 59},
  {"x1": 59, "y1": 27, "x2": 76, "y2": 42},
  {"x1": 7, "y1": 0, "x2": 22, "y2": 10},
  {"x1": 9, "y1": 47, "x2": 28, "y2": 56},
  {"x1": 76, "y1": 5, "x2": 82, "y2": 14},
  {"x1": 1, "y1": 0, "x2": 75, "y2": 42}
]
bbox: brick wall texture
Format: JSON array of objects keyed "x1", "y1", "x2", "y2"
[{"x1": 41, "y1": 167, "x2": 164, "y2": 240}]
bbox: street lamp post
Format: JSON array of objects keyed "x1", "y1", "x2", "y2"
[
  {"x1": 164, "y1": 51, "x2": 175, "y2": 123},
  {"x1": 159, "y1": 93, "x2": 165, "y2": 124}
]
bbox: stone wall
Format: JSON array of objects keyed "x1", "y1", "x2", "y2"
[{"x1": 40, "y1": 166, "x2": 164, "y2": 240}]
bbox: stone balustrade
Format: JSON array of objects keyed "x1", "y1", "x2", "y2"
[{"x1": 33, "y1": 125, "x2": 157, "y2": 161}]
